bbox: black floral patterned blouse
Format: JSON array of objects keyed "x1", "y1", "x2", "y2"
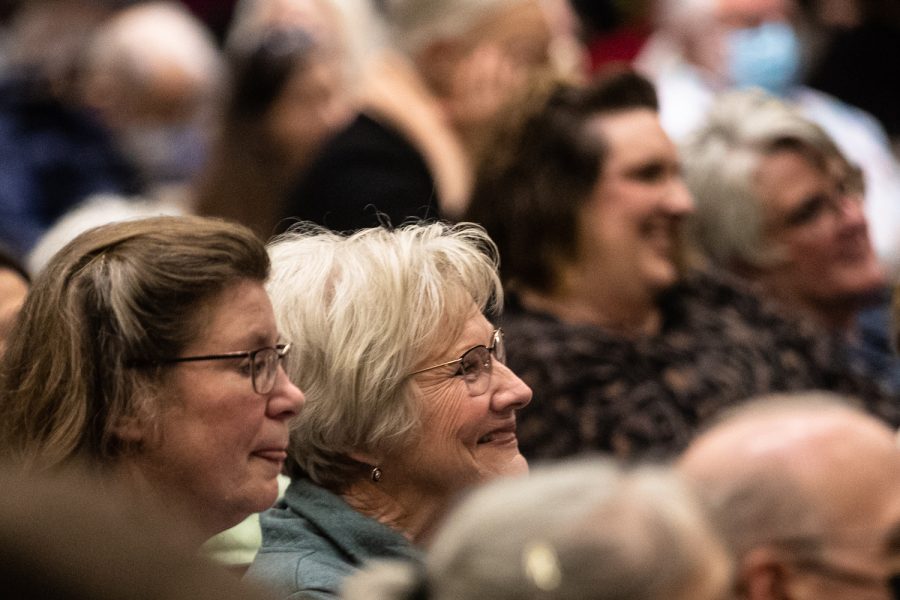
[{"x1": 502, "y1": 269, "x2": 899, "y2": 462}]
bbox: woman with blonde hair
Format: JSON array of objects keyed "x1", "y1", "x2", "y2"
[{"x1": 247, "y1": 222, "x2": 532, "y2": 598}]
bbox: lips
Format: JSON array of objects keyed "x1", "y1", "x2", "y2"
[
  {"x1": 478, "y1": 422, "x2": 518, "y2": 445},
  {"x1": 252, "y1": 448, "x2": 288, "y2": 462}
]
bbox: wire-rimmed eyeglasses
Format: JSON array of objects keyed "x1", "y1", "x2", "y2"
[
  {"x1": 409, "y1": 329, "x2": 505, "y2": 396},
  {"x1": 157, "y1": 343, "x2": 291, "y2": 395}
]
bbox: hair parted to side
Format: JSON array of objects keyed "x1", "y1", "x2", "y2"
[
  {"x1": 266, "y1": 221, "x2": 502, "y2": 491},
  {"x1": 0, "y1": 216, "x2": 268, "y2": 470},
  {"x1": 681, "y1": 88, "x2": 849, "y2": 270},
  {"x1": 465, "y1": 69, "x2": 659, "y2": 294},
  {"x1": 342, "y1": 458, "x2": 732, "y2": 600}
]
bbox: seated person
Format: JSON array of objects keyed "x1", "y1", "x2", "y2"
[
  {"x1": 681, "y1": 88, "x2": 900, "y2": 394},
  {"x1": 465, "y1": 70, "x2": 897, "y2": 461},
  {"x1": 344, "y1": 458, "x2": 733, "y2": 600},
  {"x1": 246, "y1": 222, "x2": 532, "y2": 598},
  {"x1": 0, "y1": 215, "x2": 305, "y2": 541},
  {"x1": 680, "y1": 391, "x2": 900, "y2": 600}
]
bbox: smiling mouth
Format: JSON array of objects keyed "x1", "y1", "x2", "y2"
[
  {"x1": 478, "y1": 426, "x2": 517, "y2": 445},
  {"x1": 253, "y1": 449, "x2": 288, "y2": 463}
]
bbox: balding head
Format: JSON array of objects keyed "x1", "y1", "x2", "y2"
[{"x1": 680, "y1": 393, "x2": 900, "y2": 599}]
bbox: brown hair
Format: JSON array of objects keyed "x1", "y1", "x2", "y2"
[
  {"x1": 0, "y1": 215, "x2": 268, "y2": 470},
  {"x1": 465, "y1": 69, "x2": 659, "y2": 293}
]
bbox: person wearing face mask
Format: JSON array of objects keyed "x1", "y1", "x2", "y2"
[{"x1": 635, "y1": 0, "x2": 900, "y2": 278}]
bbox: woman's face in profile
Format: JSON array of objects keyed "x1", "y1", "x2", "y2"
[
  {"x1": 396, "y1": 309, "x2": 532, "y2": 496},
  {"x1": 123, "y1": 279, "x2": 305, "y2": 535},
  {"x1": 577, "y1": 108, "x2": 694, "y2": 304}
]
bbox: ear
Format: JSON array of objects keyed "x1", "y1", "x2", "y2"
[
  {"x1": 110, "y1": 414, "x2": 145, "y2": 444},
  {"x1": 740, "y1": 547, "x2": 794, "y2": 600},
  {"x1": 348, "y1": 450, "x2": 380, "y2": 467}
]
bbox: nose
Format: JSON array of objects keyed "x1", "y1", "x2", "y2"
[
  {"x1": 489, "y1": 361, "x2": 532, "y2": 414},
  {"x1": 835, "y1": 192, "x2": 867, "y2": 229},
  {"x1": 663, "y1": 177, "x2": 695, "y2": 217},
  {"x1": 266, "y1": 365, "x2": 305, "y2": 420}
]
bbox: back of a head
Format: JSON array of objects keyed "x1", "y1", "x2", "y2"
[
  {"x1": 679, "y1": 392, "x2": 899, "y2": 562},
  {"x1": 0, "y1": 464, "x2": 272, "y2": 600},
  {"x1": 265, "y1": 222, "x2": 502, "y2": 491},
  {"x1": 343, "y1": 458, "x2": 732, "y2": 600},
  {"x1": 681, "y1": 88, "x2": 845, "y2": 270},
  {"x1": 0, "y1": 215, "x2": 267, "y2": 470}
]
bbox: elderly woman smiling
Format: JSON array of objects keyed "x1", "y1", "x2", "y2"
[{"x1": 246, "y1": 222, "x2": 532, "y2": 598}]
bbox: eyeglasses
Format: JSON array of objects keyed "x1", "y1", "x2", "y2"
[
  {"x1": 409, "y1": 329, "x2": 505, "y2": 396},
  {"x1": 157, "y1": 343, "x2": 291, "y2": 395}
]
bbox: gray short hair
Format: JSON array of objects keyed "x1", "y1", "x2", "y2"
[
  {"x1": 681, "y1": 89, "x2": 847, "y2": 269},
  {"x1": 343, "y1": 459, "x2": 732, "y2": 600},
  {"x1": 266, "y1": 222, "x2": 502, "y2": 490}
]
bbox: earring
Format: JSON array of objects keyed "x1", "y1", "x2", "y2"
[{"x1": 371, "y1": 466, "x2": 383, "y2": 482}]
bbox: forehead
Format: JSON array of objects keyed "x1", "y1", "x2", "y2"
[
  {"x1": 755, "y1": 149, "x2": 828, "y2": 212},
  {"x1": 468, "y1": 0, "x2": 551, "y2": 49},
  {"x1": 587, "y1": 109, "x2": 675, "y2": 165},
  {"x1": 187, "y1": 279, "x2": 276, "y2": 350}
]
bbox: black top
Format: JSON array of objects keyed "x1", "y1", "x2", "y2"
[{"x1": 279, "y1": 113, "x2": 441, "y2": 233}]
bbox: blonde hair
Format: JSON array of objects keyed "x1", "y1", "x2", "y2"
[
  {"x1": 266, "y1": 222, "x2": 502, "y2": 490},
  {"x1": 0, "y1": 216, "x2": 268, "y2": 470}
]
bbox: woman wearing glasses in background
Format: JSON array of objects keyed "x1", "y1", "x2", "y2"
[
  {"x1": 0, "y1": 215, "x2": 305, "y2": 542},
  {"x1": 246, "y1": 222, "x2": 532, "y2": 599}
]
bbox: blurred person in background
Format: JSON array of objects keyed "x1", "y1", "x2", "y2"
[
  {"x1": 635, "y1": 0, "x2": 900, "y2": 276},
  {"x1": 344, "y1": 458, "x2": 732, "y2": 600},
  {"x1": 194, "y1": 0, "x2": 354, "y2": 240},
  {"x1": 0, "y1": 216, "x2": 304, "y2": 542},
  {"x1": 247, "y1": 223, "x2": 532, "y2": 598},
  {"x1": 465, "y1": 70, "x2": 898, "y2": 462},
  {"x1": 0, "y1": 0, "x2": 141, "y2": 261},
  {"x1": 280, "y1": 0, "x2": 579, "y2": 232},
  {"x1": 80, "y1": 1, "x2": 225, "y2": 194},
  {"x1": 682, "y1": 88, "x2": 900, "y2": 394},
  {"x1": 0, "y1": 246, "x2": 28, "y2": 357},
  {"x1": 680, "y1": 392, "x2": 900, "y2": 600}
]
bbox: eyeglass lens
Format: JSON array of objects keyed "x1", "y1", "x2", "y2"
[
  {"x1": 459, "y1": 330, "x2": 505, "y2": 396},
  {"x1": 252, "y1": 347, "x2": 280, "y2": 394}
]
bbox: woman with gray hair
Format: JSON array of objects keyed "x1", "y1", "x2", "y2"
[
  {"x1": 246, "y1": 222, "x2": 532, "y2": 599},
  {"x1": 0, "y1": 215, "x2": 305, "y2": 541},
  {"x1": 343, "y1": 458, "x2": 733, "y2": 600}
]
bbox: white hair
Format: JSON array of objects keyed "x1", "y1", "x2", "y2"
[
  {"x1": 266, "y1": 222, "x2": 502, "y2": 490},
  {"x1": 343, "y1": 458, "x2": 732, "y2": 600},
  {"x1": 681, "y1": 88, "x2": 847, "y2": 269}
]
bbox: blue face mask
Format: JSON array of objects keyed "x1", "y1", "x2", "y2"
[{"x1": 725, "y1": 21, "x2": 800, "y2": 96}]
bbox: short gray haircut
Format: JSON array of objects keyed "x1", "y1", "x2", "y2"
[
  {"x1": 681, "y1": 89, "x2": 848, "y2": 269},
  {"x1": 266, "y1": 222, "x2": 502, "y2": 491},
  {"x1": 343, "y1": 458, "x2": 732, "y2": 600},
  {"x1": 381, "y1": 0, "x2": 522, "y2": 56}
]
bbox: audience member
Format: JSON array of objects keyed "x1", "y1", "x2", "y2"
[
  {"x1": 194, "y1": 0, "x2": 353, "y2": 239},
  {"x1": 246, "y1": 223, "x2": 532, "y2": 598},
  {"x1": 682, "y1": 88, "x2": 900, "y2": 394},
  {"x1": 0, "y1": 245, "x2": 28, "y2": 356},
  {"x1": 0, "y1": 464, "x2": 274, "y2": 600},
  {"x1": 280, "y1": 0, "x2": 562, "y2": 231},
  {"x1": 344, "y1": 458, "x2": 733, "y2": 600},
  {"x1": 79, "y1": 1, "x2": 225, "y2": 191},
  {"x1": 0, "y1": 0, "x2": 141, "y2": 260},
  {"x1": 465, "y1": 70, "x2": 898, "y2": 462},
  {"x1": 680, "y1": 392, "x2": 900, "y2": 600},
  {"x1": 0, "y1": 216, "x2": 304, "y2": 541},
  {"x1": 635, "y1": 0, "x2": 900, "y2": 274}
]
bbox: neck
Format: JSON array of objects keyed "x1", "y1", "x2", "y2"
[
  {"x1": 340, "y1": 478, "x2": 448, "y2": 546},
  {"x1": 115, "y1": 460, "x2": 213, "y2": 546},
  {"x1": 521, "y1": 266, "x2": 663, "y2": 337}
]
